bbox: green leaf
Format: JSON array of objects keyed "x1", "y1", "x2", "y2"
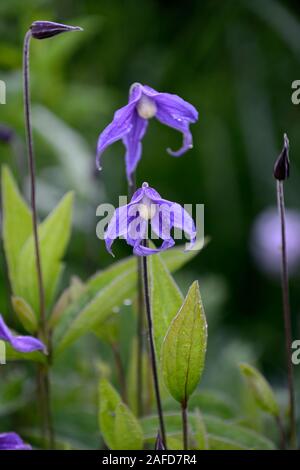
[
  {"x1": 53, "y1": 242, "x2": 206, "y2": 355},
  {"x1": 1, "y1": 166, "x2": 32, "y2": 294},
  {"x1": 149, "y1": 254, "x2": 183, "y2": 357},
  {"x1": 239, "y1": 363, "x2": 279, "y2": 417},
  {"x1": 194, "y1": 408, "x2": 209, "y2": 450},
  {"x1": 99, "y1": 378, "x2": 143, "y2": 450},
  {"x1": 162, "y1": 281, "x2": 207, "y2": 404},
  {"x1": 4, "y1": 343, "x2": 46, "y2": 363},
  {"x1": 114, "y1": 403, "x2": 143, "y2": 450},
  {"x1": 11, "y1": 296, "x2": 38, "y2": 334},
  {"x1": 141, "y1": 412, "x2": 276, "y2": 450},
  {"x1": 17, "y1": 192, "x2": 74, "y2": 315}
]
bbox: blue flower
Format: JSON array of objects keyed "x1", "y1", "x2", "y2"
[
  {"x1": 0, "y1": 432, "x2": 31, "y2": 450},
  {"x1": 0, "y1": 314, "x2": 46, "y2": 354},
  {"x1": 105, "y1": 182, "x2": 196, "y2": 256},
  {"x1": 97, "y1": 83, "x2": 198, "y2": 184}
]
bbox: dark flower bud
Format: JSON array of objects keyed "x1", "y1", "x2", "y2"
[
  {"x1": 0, "y1": 124, "x2": 15, "y2": 144},
  {"x1": 155, "y1": 432, "x2": 165, "y2": 450},
  {"x1": 274, "y1": 133, "x2": 290, "y2": 181},
  {"x1": 30, "y1": 21, "x2": 83, "y2": 40}
]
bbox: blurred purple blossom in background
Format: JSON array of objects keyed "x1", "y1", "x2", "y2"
[
  {"x1": 0, "y1": 432, "x2": 31, "y2": 450},
  {"x1": 250, "y1": 207, "x2": 300, "y2": 276}
]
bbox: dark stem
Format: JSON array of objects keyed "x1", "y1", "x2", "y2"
[
  {"x1": 23, "y1": 30, "x2": 54, "y2": 449},
  {"x1": 277, "y1": 180, "x2": 297, "y2": 448},
  {"x1": 128, "y1": 176, "x2": 144, "y2": 417},
  {"x1": 181, "y1": 401, "x2": 188, "y2": 450},
  {"x1": 112, "y1": 343, "x2": 127, "y2": 403},
  {"x1": 275, "y1": 414, "x2": 287, "y2": 450},
  {"x1": 141, "y1": 242, "x2": 167, "y2": 448}
]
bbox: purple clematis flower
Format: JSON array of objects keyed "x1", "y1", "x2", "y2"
[
  {"x1": 0, "y1": 432, "x2": 32, "y2": 450},
  {"x1": 0, "y1": 314, "x2": 46, "y2": 354},
  {"x1": 96, "y1": 83, "x2": 198, "y2": 184},
  {"x1": 105, "y1": 182, "x2": 196, "y2": 256}
]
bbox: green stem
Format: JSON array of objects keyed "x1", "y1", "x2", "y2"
[
  {"x1": 23, "y1": 29, "x2": 54, "y2": 449},
  {"x1": 141, "y1": 243, "x2": 167, "y2": 448},
  {"x1": 277, "y1": 180, "x2": 297, "y2": 448},
  {"x1": 181, "y1": 401, "x2": 188, "y2": 450}
]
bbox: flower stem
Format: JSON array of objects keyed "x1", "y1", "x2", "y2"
[
  {"x1": 129, "y1": 177, "x2": 144, "y2": 417},
  {"x1": 275, "y1": 414, "x2": 287, "y2": 450},
  {"x1": 23, "y1": 29, "x2": 54, "y2": 449},
  {"x1": 181, "y1": 401, "x2": 188, "y2": 450},
  {"x1": 141, "y1": 244, "x2": 167, "y2": 448},
  {"x1": 276, "y1": 180, "x2": 297, "y2": 448}
]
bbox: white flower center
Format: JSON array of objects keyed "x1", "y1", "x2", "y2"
[
  {"x1": 136, "y1": 95, "x2": 157, "y2": 119},
  {"x1": 138, "y1": 198, "x2": 156, "y2": 220}
]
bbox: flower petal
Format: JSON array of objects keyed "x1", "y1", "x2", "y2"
[
  {"x1": 0, "y1": 432, "x2": 31, "y2": 450},
  {"x1": 170, "y1": 203, "x2": 197, "y2": 244},
  {"x1": 96, "y1": 102, "x2": 136, "y2": 170},
  {"x1": 123, "y1": 110, "x2": 148, "y2": 184},
  {"x1": 154, "y1": 93, "x2": 198, "y2": 157},
  {"x1": 133, "y1": 238, "x2": 175, "y2": 256},
  {"x1": 0, "y1": 314, "x2": 46, "y2": 353}
]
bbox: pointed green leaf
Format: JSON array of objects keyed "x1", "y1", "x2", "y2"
[
  {"x1": 53, "y1": 242, "x2": 206, "y2": 355},
  {"x1": 114, "y1": 403, "x2": 143, "y2": 450},
  {"x1": 11, "y1": 296, "x2": 38, "y2": 334},
  {"x1": 239, "y1": 363, "x2": 279, "y2": 417},
  {"x1": 17, "y1": 192, "x2": 74, "y2": 314},
  {"x1": 99, "y1": 378, "x2": 143, "y2": 450},
  {"x1": 1, "y1": 166, "x2": 32, "y2": 293},
  {"x1": 149, "y1": 254, "x2": 183, "y2": 357},
  {"x1": 194, "y1": 408, "x2": 209, "y2": 450},
  {"x1": 162, "y1": 281, "x2": 207, "y2": 404}
]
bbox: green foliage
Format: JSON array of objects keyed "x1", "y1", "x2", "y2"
[
  {"x1": 1, "y1": 166, "x2": 74, "y2": 316},
  {"x1": 162, "y1": 281, "x2": 207, "y2": 404},
  {"x1": 11, "y1": 296, "x2": 37, "y2": 333},
  {"x1": 53, "y1": 243, "x2": 203, "y2": 355},
  {"x1": 98, "y1": 378, "x2": 143, "y2": 450},
  {"x1": 194, "y1": 408, "x2": 209, "y2": 450},
  {"x1": 149, "y1": 253, "x2": 183, "y2": 357},
  {"x1": 239, "y1": 363, "x2": 280, "y2": 417}
]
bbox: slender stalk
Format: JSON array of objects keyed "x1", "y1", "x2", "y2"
[
  {"x1": 276, "y1": 180, "x2": 297, "y2": 448},
  {"x1": 128, "y1": 176, "x2": 144, "y2": 417},
  {"x1": 275, "y1": 415, "x2": 287, "y2": 450},
  {"x1": 181, "y1": 401, "x2": 188, "y2": 450},
  {"x1": 141, "y1": 242, "x2": 167, "y2": 448},
  {"x1": 23, "y1": 30, "x2": 54, "y2": 449}
]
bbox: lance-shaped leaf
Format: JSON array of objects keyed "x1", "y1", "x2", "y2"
[
  {"x1": 53, "y1": 242, "x2": 205, "y2": 355},
  {"x1": 11, "y1": 296, "x2": 37, "y2": 334},
  {"x1": 149, "y1": 253, "x2": 183, "y2": 357},
  {"x1": 194, "y1": 408, "x2": 209, "y2": 450},
  {"x1": 98, "y1": 378, "x2": 143, "y2": 450},
  {"x1": 162, "y1": 281, "x2": 207, "y2": 404},
  {"x1": 239, "y1": 363, "x2": 279, "y2": 417},
  {"x1": 1, "y1": 166, "x2": 32, "y2": 294},
  {"x1": 17, "y1": 192, "x2": 74, "y2": 315}
]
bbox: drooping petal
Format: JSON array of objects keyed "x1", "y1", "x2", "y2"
[
  {"x1": 96, "y1": 102, "x2": 136, "y2": 170},
  {"x1": 170, "y1": 203, "x2": 197, "y2": 245},
  {"x1": 123, "y1": 110, "x2": 148, "y2": 184},
  {"x1": 154, "y1": 92, "x2": 198, "y2": 157},
  {"x1": 104, "y1": 197, "x2": 144, "y2": 255},
  {"x1": 0, "y1": 315, "x2": 46, "y2": 354},
  {"x1": 133, "y1": 238, "x2": 175, "y2": 256},
  {"x1": 0, "y1": 432, "x2": 31, "y2": 450}
]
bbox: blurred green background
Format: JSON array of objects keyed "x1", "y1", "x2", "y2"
[{"x1": 0, "y1": 0, "x2": 299, "y2": 448}]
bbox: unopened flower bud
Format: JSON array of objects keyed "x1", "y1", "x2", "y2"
[
  {"x1": 30, "y1": 21, "x2": 83, "y2": 40},
  {"x1": 274, "y1": 133, "x2": 290, "y2": 181}
]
